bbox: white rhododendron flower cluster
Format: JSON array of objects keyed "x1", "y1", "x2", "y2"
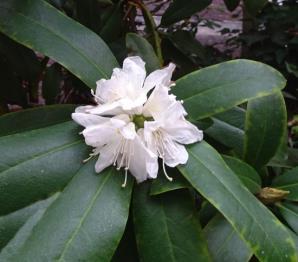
[{"x1": 72, "y1": 56, "x2": 203, "y2": 186}]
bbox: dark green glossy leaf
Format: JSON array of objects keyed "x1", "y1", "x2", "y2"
[
  {"x1": 222, "y1": 155, "x2": 261, "y2": 194},
  {"x1": 224, "y1": 0, "x2": 240, "y2": 11},
  {"x1": 150, "y1": 169, "x2": 189, "y2": 196},
  {"x1": 126, "y1": 33, "x2": 160, "y2": 73},
  {"x1": 161, "y1": 0, "x2": 212, "y2": 26},
  {"x1": 99, "y1": 1, "x2": 123, "y2": 43},
  {"x1": 173, "y1": 60, "x2": 286, "y2": 120},
  {"x1": 0, "y1": 105, "x2": 87, "y2": 215},
  {"x1": 204, "y1": 215, "x2": 252, "y2": 262},
  {"x1": 134, "y1": 185, "x2": 211, "y2": 262},
  {"x1": 277, "y1": 202, "x2": 298, "y2": 234},
  {"x1": 166, "y1": 30, "x2": 211, "y2": 65},
  {"x1": 272, "y1": 167, "x2": 298, "y2": 201},
  {"x1": 0, "y1": 0, "x2": 118, "y2": 89},
  {"x1": 0, "y1": 104, "x2": 75, "y2": 136},
  {"x1": 205, "y1": 107, "x2": 245, "y2": 155},
  {"x1": 0, "y1": 200, "x2": 53, "y2": 260},
  {"x1": 6, "y1": 163, "x2": 133, "y2": 261},
  {"x1": 0, "y1": 195, "x2": 57, "y2": 250},
  {"x1": 178, "y1": 141, "x2": 297, "y2": 261},
  {"x1": 243, "y1": 92, "x2": 286, "y2": 169}
]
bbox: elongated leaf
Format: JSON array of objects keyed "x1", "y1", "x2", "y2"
[
  {"x1": 0, "y1": 201, "x2": 53, "y2": 260},
  {"x1": 126, "y1": 33, "x2": 160, "y2": 73},
  {"x1": 243, "y1": 92, "x2": 287, "y2": 169},
  {"x1": 134, "y1": 185, "x2": 211, "y2": 262},
  {"x1": 161, "y1": 0, "x2": 212, "y2": 26},
  {"x1": 277, "y1": 202, "x2": 298, "y2": 234},
  {"x1": 0, "y1": 105, "x2": 87, "y2": 215},
  {"x1": 0, "y1": 104, "x2": 75, "y2": 136},
  {"x1": 0, "y1": 0, "x2": 118, "y2": 88},
  {"x1": 205, "y1": 107, "x2": 245, "y2": 155},
  {"x1": 222, "y1": 155, "x2": 261, "y2": 194},
  {"x1": 173, "y1": 60, "x2": 286, "y2": 120},
  {"x1": 150, "y1": 169, "x2": 189, "y2": 196},
  {"x1": 8, "y1": 162, "x2": 133, "y2": 261},
  {"x1": 0, "y1": 196, "x2": 57, "y2": 250},
  {"x1": 178, "y1": 141, "x2": 297, "y2": 261},
  {"x1": 204, "y1": 215, "x2": 252, "y2": 262},
  {"x1": 272, "y1": 167, "x2": 298, "y2": 201}
]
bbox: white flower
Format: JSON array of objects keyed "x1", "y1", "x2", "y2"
[
  {"x1": 72, "y1": 56, "x2": 203, "y2": 185},
  {"x1": 142, "y1": 85, "x2": 203, "y2": 180},
  {"x1": 72, "y1": 112, "x2": 156, "y2": 185},
  {"x1": 76, "y1": 56, "x2": 175, "y2": 116}
]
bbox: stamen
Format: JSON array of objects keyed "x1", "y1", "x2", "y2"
[
  {"x1": 83, "y1": 153, "x2": 95, "y2": 163},
  {"x1": 162, "y1": 159, "x2": 173, "y2": 182},
  {"x1": 91, "y1": 89, "x2": 104, "y2": 103},
  {"x1": 122, "y1": 168, "x2": 128, "y2": 188}
]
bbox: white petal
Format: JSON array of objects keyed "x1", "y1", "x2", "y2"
[
  {"x1": 165, "y1": 119, "x2": 203, "y2": 144},
  {"x1": 163, "y1": 140, "x2": 189, "y2": 167},
  {"x1": 87, "y1": 101, "x2": 124, "y2": 116},
  {"x1": 143, "y1": 85, "x2": 176, "y2": 119},
  {"x1": 71, "y1": 112, "x2": 109, "y2": 128},
  {"x1": 120, "y1": 122, "x2": 136, "y2": 140},
  {"x1": 82, "y1": 125, "x2": 116, "y2": 148},
  {"x1": 138, "y1": 129, "x2": 159, "y2": 179},
  {"x1": 143, "y1": 63, "x2": 175, "y2": 92},
  {"x1": 95, "y1": 140, "x2": 119, "y2": 173},
  {"x1": 122, "y1": 56, "x2": 146, "y2": 89},
  {"x1": 128, "y1": 135, "x2": 157, "y2": 183},
  {"x1": 75, "y1": 105, "x2": 95, "y2": 113}
]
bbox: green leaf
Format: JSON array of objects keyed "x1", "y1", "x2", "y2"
[
  {"x1": 161, "y1": 0, "x2": 212, "y2": 26},
  {"x1": 0, "y1": 195, "x2": 57, "y2": 250},
  {"x1": 178, "y1": 141, "x2": 297, "y2": 261},
  {"x1": 272, "y1": 167, "x2": 298, "y2": 201},
  {"x1": 99, "y1": 1, "x2": 123, "y2": 43},
  {"x1": 173, "y1": 60, "x2": 286, "y2": 120},
  {"x1": 243, "y1": 92, "x2": 287, "y2": 169},
  {"x1": 277, "y1": 202, "x2": 298, "y2": 234},
  {"x1": 0, "y1": 104, "x2": 76, "y2": 136},
  {"x1": 166, "y1": 30, "x2": 211, "y2": 65},
  {"x1": 0, "y1": 200, "x2": 53, "y2": 260},
  {"x1": 204, "y1": 215, "x2": 252, "y2": 262},
  {"x1": 0, "y1": 0, "x2": 118, "y2": 89},
  {"x1": 126, "y1": 33, "x2": 160, "y2": 73},
  {"x1": 205, "y1": 107, "x2": 245, "y2": 155},
  {"x1": 224, "y1": 0, "x2": 241, "y2": 11},
  {"x1": 6, "y1": 162, "x2": 133, "y2": 261},
  {"x1": 0, "y1": 105, "x2": 88, "y2": 215},
  {"x1": 133, "y1": 185, "x2": 211, "y2": 262},
  {"x1": 222, "y1": 155, "x2": 261, "y2": 194},
  {"x1": 150, "y1": 169, "x2": 190, "y2": 196}
]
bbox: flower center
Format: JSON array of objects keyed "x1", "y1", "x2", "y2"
[{"x1": 132, "y1": 115, "x2": 153, "y2": 129}]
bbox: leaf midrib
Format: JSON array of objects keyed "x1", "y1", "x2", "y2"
[
  {"x1": 184, "y1": 148, "x2": 290, "y2": 260},
  {"x1": 176, "y1": 76, "x2": 280, "y2": 103},
  {"x1": 160, "y1": 199, "x2": 176, "y2": 262},
  {"x1": 57, "y1": 169, "x2": 113, "y2": 261},
  {"x1": 0, "y1": 4, "x2": 109, "y2": 80},
  {"x1": 0, "y1": 139, "x2": 83, "y2": 178}
]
